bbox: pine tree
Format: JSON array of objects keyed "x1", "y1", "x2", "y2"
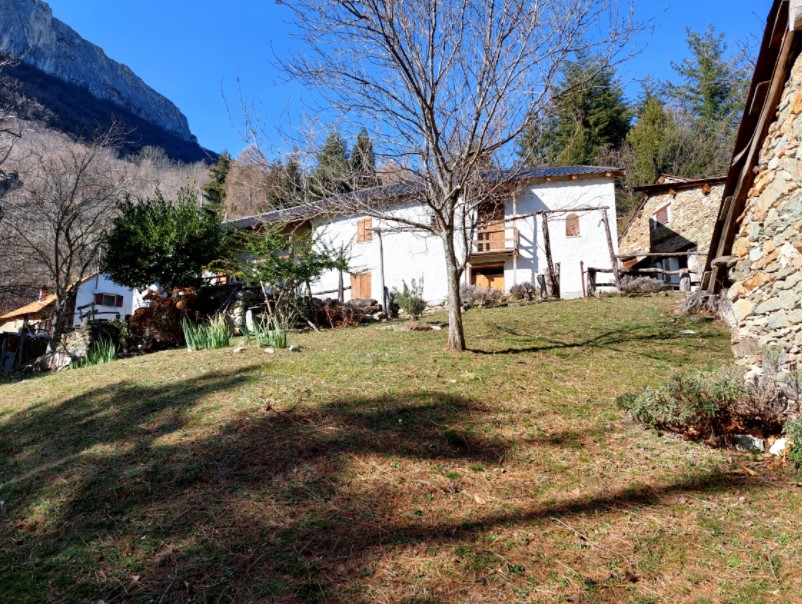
[
  {"x1": 349, "y1": 128, "x2": 379, "y2": 190},
  {"x1": 519, "y1": 55, "x2": 631, "y2": 166},
  {"x1": 668, "y1": 25, "x2": 748, "y2": 133},
  {"x1": 626, "y1": 96, "x2": 671, "y2": 186},
  {"x1": 201, "y1": 152, "x2": 231, "y2": 217},
  {"x1": 309, "y1": 131, "x2": 351, "y2": 199}
]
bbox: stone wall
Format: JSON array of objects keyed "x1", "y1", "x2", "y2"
[
  {"x1": 726, "y1": 50, "x2": 802, "y2": 372},
  {"x1": 619, "y1": 184, "x2": 725, "y2": 257}
]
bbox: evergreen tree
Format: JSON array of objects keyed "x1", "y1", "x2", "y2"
[
  {"x1": 668, "y1": 25, "x2": 748, "y2": 132},
  {"x1": 519, "y1": 55, "x2": 631, "y2": 166},
  {"x1": 101, "y1": 189, "x2": 227, "y2": 291},
  {"x1": 309, "y1": 131, "x2": 351, "y2": 199},
  {"x1": 626, "y1": 96, "x2": 672, "y2": 186},
  {"x1": 201, "y1": 152, "x2": 231, "y2": 217},
  {"x1": 349, "y1": 128, "x2": 379, "y2": 189}
]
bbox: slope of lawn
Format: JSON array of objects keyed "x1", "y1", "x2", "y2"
[{"x1": 1, "y1": 295, "x2": 801, "y2": 603}]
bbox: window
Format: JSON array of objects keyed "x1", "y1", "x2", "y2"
[
  {"x1": 357, "y1": 218, "x2": 373, "y2": 243},
  {"x1": 94, "y1": 293, "x2": 124, "y2": 307},
  {"x1": 565, "y1": 213, "x2": 580, "y2": 237},
  {"x1": 652, "y1": 203, "x2": 671, "y2": 229}
]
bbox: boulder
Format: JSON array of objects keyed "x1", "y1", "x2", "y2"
[{"x1": 733, "y1": 434, "x2": 765, "y2": 453}]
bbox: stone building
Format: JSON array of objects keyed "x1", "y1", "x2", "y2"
[
  {"x1": 619, "y1": 175, "x2": 725, "y2": 287},
  {"x1": 704, "y1": 0, "x2": 802, "y2": 371}
]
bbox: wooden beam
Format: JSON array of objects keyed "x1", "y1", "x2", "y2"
[
  {"x1": 708, "y1": 29, "x2": 797, "y2": 292},
  {"x1": 541, "y1": 214, "x2": 558, "y2": 298},
  {"x1": 600, "y1": 209, "x2": 621, "y2": 289},
  {"x1": 617, "y1": 251, "x2": 706, "y2": 258}
]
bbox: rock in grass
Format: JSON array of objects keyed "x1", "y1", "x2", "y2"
[
  {"x1": 733, "y1": 434, "x2": 765, "y2": 453},
  {"x1": 233, "y1": 346, "x2": 246, "y2": 354},
  {"x1": 769, "y1": 438, "x2": 790, "y2": 456},
  {"x1": 288, "y1": 345, "x2": 301, "y2": 352},
  {"x1": 264, "y1": 347, "x2": 275, "y2": 354}
]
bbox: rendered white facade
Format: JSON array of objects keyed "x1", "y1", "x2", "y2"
[
  {"x1": 70, "y1": 273, "x2": 143, "y2": 327},
  {"x1": 310, "y1": 175, "x2": 619, "y2": 303}
]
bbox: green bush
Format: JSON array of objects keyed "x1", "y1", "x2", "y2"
[
  {"x1": 616, "y1": 367, "x2": 753, "y2": 441},
  {"x1": 393, "y1": 278, "x2": 426, "y2": 319},
  {"x1": 784, "y1": 417, "x2": 802, "y2": 467},
  {"x1": 182, "y1": 314, "x2": 233, "y2": 351}
]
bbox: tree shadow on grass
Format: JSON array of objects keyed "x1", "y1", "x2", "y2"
[
  {"x1": 0, "y1": 372, "x2": 767, "y2": 603},
  {"x1": 469, "y1": 323, "x2": 722, "y2": 360}
]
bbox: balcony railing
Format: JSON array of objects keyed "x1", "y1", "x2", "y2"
[{"x1": 471, "y1": 226, "x2": 519, "y2": 255}]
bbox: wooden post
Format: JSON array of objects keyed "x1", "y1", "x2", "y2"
[
  {"x1": 541, "y1": 214, "x2": 558, "y2": 298},
  {"x1": 580, "y1": 261, "x2": 586, "y2": 297},
  {"x1": 377, "y1": 229, "x2": 388, "y2": 314},
  {"x1": 600, "y1": 209, "x2": 621, "y2": 290},
  {"x1": 587, "y1": 268, "x2": 597, "y2": 297},
  {"x1": 337, "y1": 270, "x2": 344, "y2": 303}
]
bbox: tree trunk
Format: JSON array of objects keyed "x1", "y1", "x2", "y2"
[
  {"x1": 442, "y1": 235, "x2": 466, "y2": 352},
  {"x1": 47, "y1": 298, "x2": 67, "y2": 354}
]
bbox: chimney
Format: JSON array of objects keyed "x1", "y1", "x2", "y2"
[{"x1": 39, "y1": 286, "x2": 49, "y2": 302}]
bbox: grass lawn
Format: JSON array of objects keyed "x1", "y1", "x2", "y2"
[{"x1": 1, "y1": 295, "x2": 801, "y2": 603}]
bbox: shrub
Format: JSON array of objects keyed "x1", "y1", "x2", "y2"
[
  {"x1": 182, "y1": 314, "x2": 234, "y2": 351},
  {"x1": 393, "y1": 278, "x2": 427, "y2": 319},
  {"x1": 616, "y1": 365, "x2": 790, "y2": 443},
  {"x1": 509, "y1": 281, "x2": 538, "y2": 301},
  {"x1": 460, "y1": 284, "x2": 503, "y2": 307},
  {"x1": 619, "y1": 275, "x2": 663, "y2": 294},
  {"x1": 784, "y1": 417, "x2": 802, "y2": 467}
]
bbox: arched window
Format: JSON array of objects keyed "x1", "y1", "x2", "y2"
[{"x1": 565, "y1": 213, "x2": 580, "y2": 237}]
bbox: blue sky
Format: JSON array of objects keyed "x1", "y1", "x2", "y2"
[{"x1": 46, "y1": 0, "x2": 772, "y2": 158}]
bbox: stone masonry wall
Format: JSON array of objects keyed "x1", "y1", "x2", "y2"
[
  {"x1": 619, "y1": 185, "x2": 724, "y2": 257},
  {"x1": 727, "y1": 51, "x2": 802, "y2": 371}
]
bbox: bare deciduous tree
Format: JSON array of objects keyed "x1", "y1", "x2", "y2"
[
  {"x1": 276, "y1": 0, "x2": 640, "y2": 350},
  {"x1": 2, "y1": 128, "x2": 127, "y2": 352}
]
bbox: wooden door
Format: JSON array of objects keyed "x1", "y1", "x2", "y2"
[{"x1": 472, "y1": 266, "x2": 505, "y2": 291}]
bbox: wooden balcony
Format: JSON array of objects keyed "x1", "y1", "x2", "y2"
[{"x1": 471, "y1": 226, "x2": 519, "y2": 257}]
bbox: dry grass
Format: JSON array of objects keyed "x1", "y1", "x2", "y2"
[{"x1": 1, "y1": 295, "x2": 801, "y2": 603}]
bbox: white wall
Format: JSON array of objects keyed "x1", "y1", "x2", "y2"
[
  {"x1": 71, "y1": 274, "x2": 137, "y2": 326},
  {"x1": 310, "y1": 176, "x2": 618, "y2": 305},
  {"x1": 508, "y1": 178, "x2": 618, "y2": 298},
  {"x1": 312, "y1": 201, "x2": 454, "y2": 304}
]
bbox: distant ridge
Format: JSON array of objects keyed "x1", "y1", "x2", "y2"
[{"x1": 0, "y1": 0, "x2": 215, "y2": 162}]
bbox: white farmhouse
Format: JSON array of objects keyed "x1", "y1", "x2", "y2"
[
  {"x1": 0, "y1": 273, "x2": 144, "y2": 336},
  {"x1": 227, "y1": 166, "x2": 621, "y2": 304}
]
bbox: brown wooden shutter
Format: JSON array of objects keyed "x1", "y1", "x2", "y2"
[
  {"x1": 115, "y1": 295, "x2": 124, "y2": 308},
  {"x1": 565, "y1": 214, "x2": 580, "y2": 237},
  {"x1": 94, "y1": 293, "x2": 103, "y2": 305},
  {"x1": 357, "y1": 218, "x2": 373, "y2": 243}
]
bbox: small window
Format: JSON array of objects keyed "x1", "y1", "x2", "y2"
[
  {"x1": 357, "y1": 218, "x2": 373, "y2": 243},
  {"x1": 565, "y1": 213, "x2": 580, "y2": 237},
  {"x1": 94, "y1": 293, "x2": 124, "y2": 307},
  {"x1": 652, "y1": 204, "x2": 670, "y2": 229}
]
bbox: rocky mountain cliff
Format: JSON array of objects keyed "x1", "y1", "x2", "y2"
[{"x1": 0, "y1": 0, "x2": 211, "y2": 161}]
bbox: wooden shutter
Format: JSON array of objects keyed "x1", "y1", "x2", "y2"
[
  {"x1": 565, "y1": 214, "x2": 580, "y2": 237},
  {"x1": 94, "y1": 293, "x2": 103, "y2": 305},
  {"x1": 115, "y1": 295, "x2": 124, "y2": 308},
  {"x1": 350, "y1": 272, "x2": 371, "y2": 299},
  {"x1": 357, "y1": 218, "x2": 372, "y2": 243}
]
